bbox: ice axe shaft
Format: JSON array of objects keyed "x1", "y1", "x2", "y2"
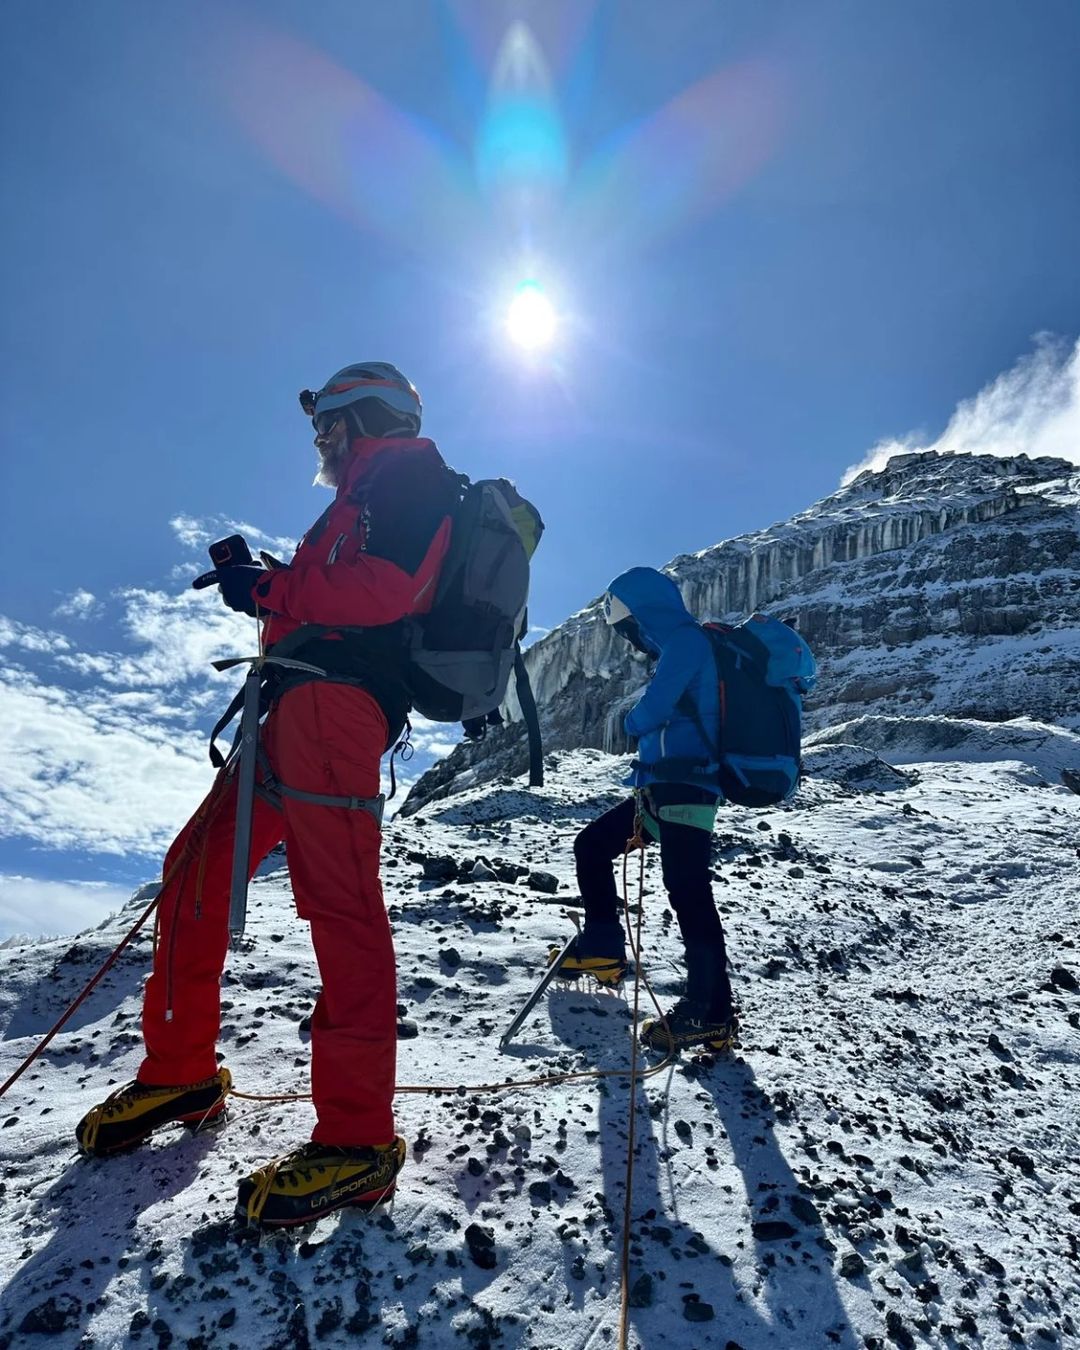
[
  {"x1": 227, "y1": 663, "x2": 262, "y2": 949},
  {"x1": 220, "y1": 653, "x2": 326, "y2": 949},
  {"x1": 498, "y1": 913, "x2": 582, "y2": 1053}
]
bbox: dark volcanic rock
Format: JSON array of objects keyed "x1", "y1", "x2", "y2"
[
  {"x1": 789, "y1": 1194, "x2": 822, "y2": 1226},
  {"x1": 683, "y1": 1295, "x2": 716, "y2": 1322},
  {"x1": 527, "y1": 871, "x2": 560, "y2": 894},
  {"x1": 464, "y1": 1223, "x2": 497, "y2": 1270},
  {"x1": 18, "y1": 1296, "x2": 83, "y2": 1335},
  {"x1": 421, "y1": 856, "x2": 458, "y2": 881},
  {"x1": 628, "y1": 1274, "x2": 654, "y2": 1308}
]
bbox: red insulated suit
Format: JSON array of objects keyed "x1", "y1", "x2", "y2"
[{"x1": 138, "y1": 436, "x2": 454, "y2": 1145}]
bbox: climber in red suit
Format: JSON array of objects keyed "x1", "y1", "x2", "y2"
[{"x1": 77, "y1": 364, "x2": 458, "y2": 1227}]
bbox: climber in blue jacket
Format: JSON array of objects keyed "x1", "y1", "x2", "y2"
[{"x1": 553, "y1": 566, "x2": 739, "y2": 1053}]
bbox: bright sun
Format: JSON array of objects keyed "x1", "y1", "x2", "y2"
[{"x1": 506, "y1": 280, "x2": 556, "y2": 351}]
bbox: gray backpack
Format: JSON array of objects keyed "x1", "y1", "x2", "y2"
[{"x1": 404, "y1": 475, "x2": 544, "y2": 739}]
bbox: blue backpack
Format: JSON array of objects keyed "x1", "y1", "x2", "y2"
[{"x1": 682, "y1": 615, "x2": 817, "y2": 807}]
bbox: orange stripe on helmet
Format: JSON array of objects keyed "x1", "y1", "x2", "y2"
[{"x1": 324, "y1": 378, "x2": 412, "y2": 396}]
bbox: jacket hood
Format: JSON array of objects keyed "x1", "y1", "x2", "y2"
[{"x1": 607, "y1": 567, "x2": 695, "y2": 649}]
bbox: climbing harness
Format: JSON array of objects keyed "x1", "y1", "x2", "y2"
[{"x1": 210, "y1": 628, "x2": 384, "y2": 946}]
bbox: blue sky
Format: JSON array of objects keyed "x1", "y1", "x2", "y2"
[{"x1": 2, "y1": 0, "x2": 1079, "y2": 936}]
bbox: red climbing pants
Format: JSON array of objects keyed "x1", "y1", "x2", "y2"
[{"x1": 138, "y1": 682, "x2": 396, "y2": 1146}]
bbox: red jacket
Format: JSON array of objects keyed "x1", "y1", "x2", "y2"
[{"x1": 252, "y1": 435, "x2": 457, "y2": 734}]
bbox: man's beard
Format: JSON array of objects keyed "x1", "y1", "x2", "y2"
[{"x1": 313, "y1": 430, "x2": 350, "y2": 488}]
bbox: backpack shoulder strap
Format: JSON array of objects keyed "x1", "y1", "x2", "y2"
[{"x1": 676, "y1": 625, "x2": 723, "y2": 759}]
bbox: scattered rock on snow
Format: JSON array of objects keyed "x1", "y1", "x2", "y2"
[
  {"x1": 18, "y1": 1295, "x2": 83, "y2": 1335},
  {"x1": 464, "y1": 1223, "x2": 497, "y2": 1270},
  {"x1": 682, "y1": 1294, "x2": 715, "y2": 1322},
  {"x1": 421, "y1": 856, "x2": 458, "y2": 881},
  {"x1": 527, "y1": 871, "x2": 560, "y2": 894},
  {"x1": 628, "y1": 1274, "x2": 653, "y2": 1307}
]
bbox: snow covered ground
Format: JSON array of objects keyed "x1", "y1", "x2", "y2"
[{"x1": 1, "y1": 741, "x2": 1079, "y2": 1349}]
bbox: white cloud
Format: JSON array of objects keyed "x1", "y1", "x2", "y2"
[
  {"x1": 56, "y1": 587, "x2": 255, "y2": 694},
  {"x1": 224, "y1": 519, "x2": 299, "y2": 560},
  {"x1": 0, "y1": 874, "x2": 133, "y2": 941},
  {"x1": 0, "y1": 667, "x2": 215, "y2": 857},
  {"x1": 52, "y1": 589, "x2": 103, "y2": 622},
  {"x1": 843, "y1": 334, "x2": 1080, "y2": 483},
  {"x1": 406, "y1": 716, "x2": 462, "y2": 762},
  {"x1": 170, "y1": 514, "x2": 211, "y2": 549},
  {"x1": 169, "y1": 513, "x2": 297, "y2": 561},
  {"x1": 0, "y1": 617, "x2": 72, "y2": 655}
]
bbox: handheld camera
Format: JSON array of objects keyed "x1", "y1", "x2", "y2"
[{"x1": 192, "y1": 534, "x2": 253, "y2": 591}]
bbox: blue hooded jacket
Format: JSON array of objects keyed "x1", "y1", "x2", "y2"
[{"x1": 607, "y1": 567, "x2": 721, "y2": 795}]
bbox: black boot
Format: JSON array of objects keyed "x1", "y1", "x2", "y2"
[
  {"x1": 639, "y1": 943, "x2": 738, "y2": 1053},
  {"x1": 685, "y1": 943, "x2": 734, "y2": 1022}
]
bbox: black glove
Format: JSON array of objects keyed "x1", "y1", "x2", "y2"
[{"x1": 217, "y1": 565, "x2": 265, "y2": 617}]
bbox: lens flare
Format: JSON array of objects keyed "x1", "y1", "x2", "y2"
[
  {"x1": 506, "y1": 281, "x2": 556, "y2": 350},
  {"x1": 476, "y1": 22, "x2": 567, "y2": 212}
]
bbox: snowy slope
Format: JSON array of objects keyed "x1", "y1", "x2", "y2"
[{"x1": 1, "y1": 747, "x2": 1079, "y2": 1349}]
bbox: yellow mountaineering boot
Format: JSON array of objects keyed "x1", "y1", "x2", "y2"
[
  {"x1": 236, "y1": 1138, "x2": 407, "y2": 1228},
  {"x1": 640, "y1": 1000, "x2": 740, "y2": 1054},
  {"x1": 76, "y1": 1068, "x2": 232, "y2": 1157},
  {"x1": 548, "y1": 921, "x2": 628, "y2": 988}
]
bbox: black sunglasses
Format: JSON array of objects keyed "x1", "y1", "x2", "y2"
[
  {"x1": 299, "y1": 390, "x2": 347, "y2": 438},
  {"x1": 313, "y1": 410, "x2": 346, "y2": 438},
  {"x1": 613, "y1": 616, "x2": 652, "y2": 654}
]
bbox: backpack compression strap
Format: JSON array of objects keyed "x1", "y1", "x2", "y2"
[{"x1": 514, "y1": 644, "x2": 544, "y2": 788}]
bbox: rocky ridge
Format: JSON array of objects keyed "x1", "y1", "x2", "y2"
[{"x1": 403, "y1": 450, "x2": 1080, "y2": 817}]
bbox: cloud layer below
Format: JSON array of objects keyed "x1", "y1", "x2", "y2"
[
  {"x1": 0, "y1": 875, "x2": 133, "y2": 944},
  {"x1": 0, "y1": 515, "x2": 452, "y2": 935}
]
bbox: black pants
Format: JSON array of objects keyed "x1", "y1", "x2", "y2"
[{"x1": 573, "y1": 785, "x2": 733, "y2": 1018}]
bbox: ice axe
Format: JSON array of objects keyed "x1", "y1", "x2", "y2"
[{"x1": 195, "y1": 535, "x2": 324, "y2": 948}]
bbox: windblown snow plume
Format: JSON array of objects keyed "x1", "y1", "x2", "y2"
[{"x1": 844, "y1": 335, "x2": 1080, "y2": 482}]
